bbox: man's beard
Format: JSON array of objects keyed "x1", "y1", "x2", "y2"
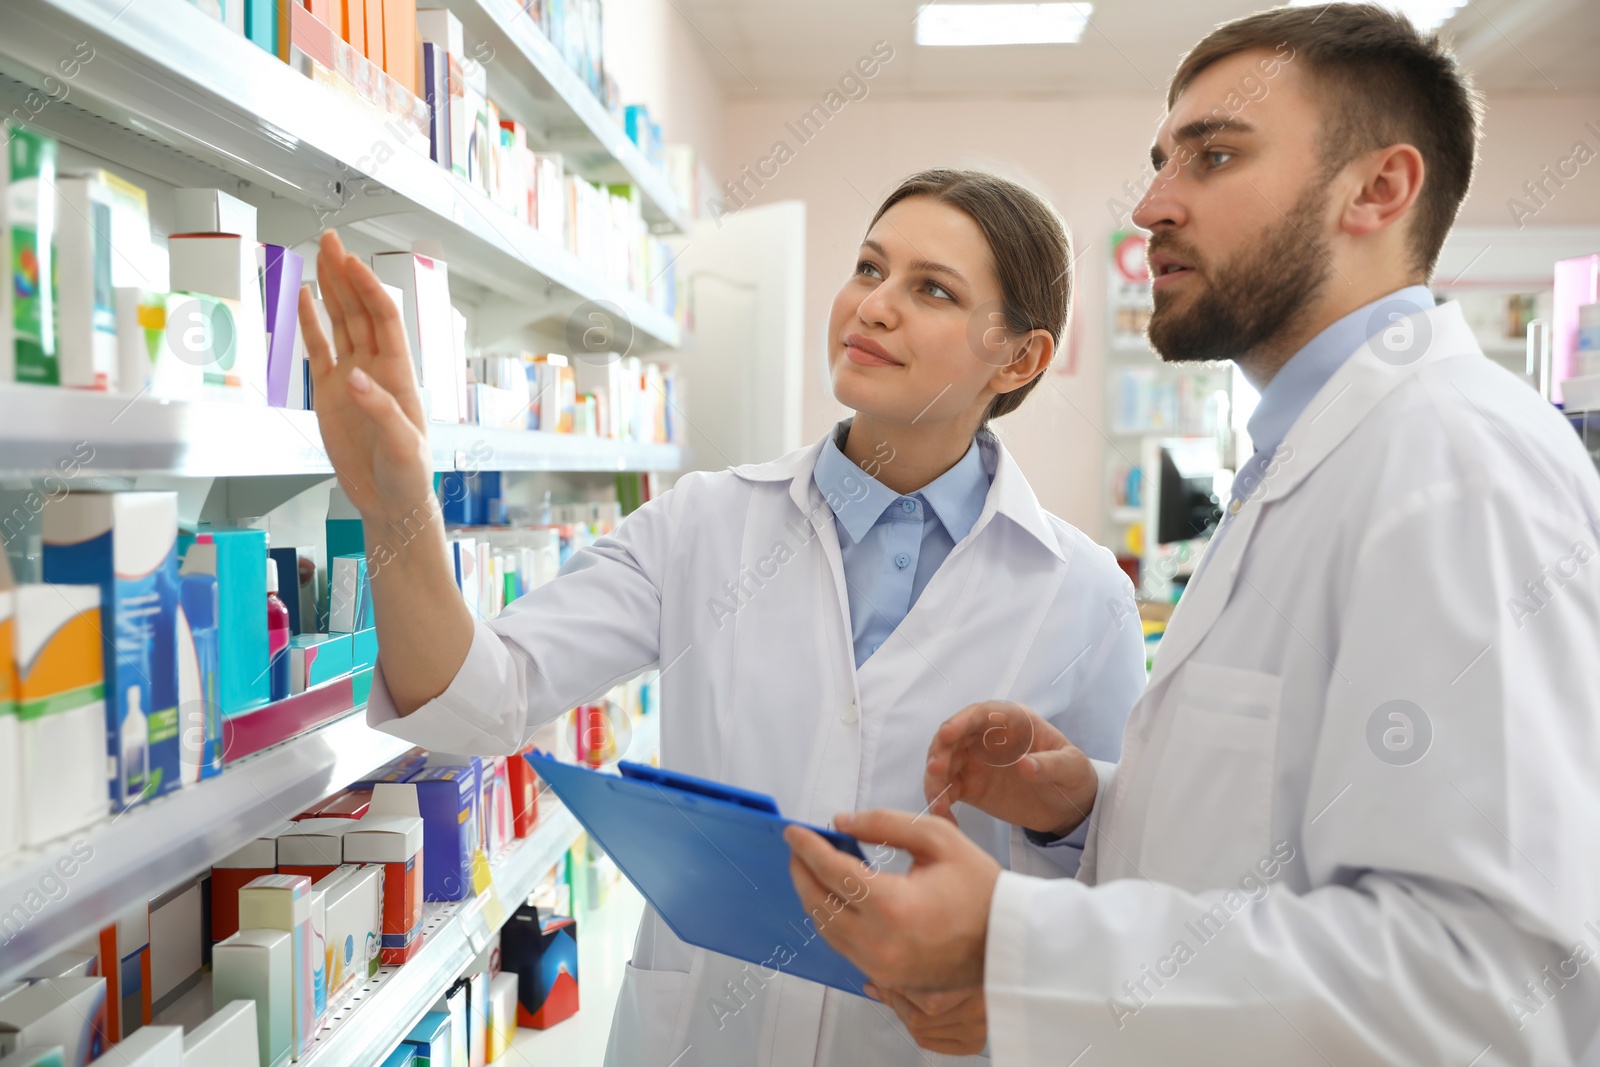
[{"x1": 1146, "y1": 181, "x2": 1333, "y2": 364}]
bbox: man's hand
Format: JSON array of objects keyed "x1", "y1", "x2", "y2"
[
  {"x1": 784, "y1": 809, "x2": 1000, "y2": 992},
  {"x1": 866, "y1": 984, "x2": 986, "y2": 1056},
  {"x1": 923, "y1": 701, "x2": 1098, "y2": 838}
]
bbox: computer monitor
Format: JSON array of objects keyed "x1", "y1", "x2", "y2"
[{"x1": 1154, "y1": 438, "x2": 1222, "y2": 546}]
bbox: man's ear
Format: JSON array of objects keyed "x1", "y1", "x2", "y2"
[
  {"x1": 1342, "y1": 142, "x2": 1425, "y2": 240},
  {"x1": 989, "y1": 329, "x2": 1055, "y2": 397}
]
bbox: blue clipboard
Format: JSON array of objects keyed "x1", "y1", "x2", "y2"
[{"x1": 524, "y1": 750, "x2": 872, "y2": 995}]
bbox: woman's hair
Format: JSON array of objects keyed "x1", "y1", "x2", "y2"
[{"x1": 866, "y1": 168, "x2": 1071, "y2": 422}]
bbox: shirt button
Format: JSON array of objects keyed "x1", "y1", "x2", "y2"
[
  {"x1": 894, "y1": 552, "x2": 910, "y2": 569},
  {"x1": 1228, "y1": 499, "x2": 1243, "y2": 515},
  {"x1": 841, "y1": 701, "x2": 860, "y2": 725},
  {"x1": 900, "y1": 498, "x2": 916, "y2": 514}
]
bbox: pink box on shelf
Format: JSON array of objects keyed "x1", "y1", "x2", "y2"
[{"x1": 220, "y1": 677, "x2": 356, "y2": 763}]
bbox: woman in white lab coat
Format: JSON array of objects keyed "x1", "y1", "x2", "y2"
[{"x1": 297, "y1": 168, "x2": 1146, "y2": 1067}]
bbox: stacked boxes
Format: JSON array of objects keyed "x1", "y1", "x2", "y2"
[
  {"x1": 0, "y1": 978, "x2": 109, "y2": 1066},
  {"x1": 341, "y1": 816, "x2": 424, "y2": 965},
  {"x1": 211, "y1": 827, "x2": 288, "y2": 942},
  {"x1": 42, "y1": 492, "x2": 181, "y2": 809},
  {"x1": 314, "y1": 865, "x2": 383, "y2": 1004},
  {"x1": 237, "y1": 875, "x2": 322, "y2": 1058},
  {"x1": 371, "y1": 763, "x2": 478, "y2": 901},
  {"x1": 12, "y1": 585, "x2": 108, "y2": 845},
  {"x1": 212, "y1": 930, "x2": 292, "y2": 1067}
]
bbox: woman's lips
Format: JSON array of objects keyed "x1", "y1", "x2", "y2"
[{"x1": 844, "y1": 334, "x2": 902, "y2": 367}]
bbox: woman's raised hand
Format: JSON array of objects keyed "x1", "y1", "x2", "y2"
[{"x1": 298, "y1": 230, "x2": 433, "y2": 526}]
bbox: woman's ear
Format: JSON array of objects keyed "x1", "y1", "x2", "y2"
[{"x1": 989, "y1": 329, "x2": 1054, "y2": 397}]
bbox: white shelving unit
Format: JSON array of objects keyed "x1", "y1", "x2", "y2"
[
  {"x1": 0, "y1": 0, "x2": 683, "y2": 1041},
  {"x1": 449, "y1": 0, "x2": 693, "y2": 234},
  {"x1": 299, "y1": 711, "x2": 658, "y2": 1067},
  {"x1": 0, "y1": 384, "x2": 682, "y2": 478},
  {"x1": 0, "y1": 0, "x2": 683, "y2": 350},
  {"x1": 0, "y1": 711, "x2": 415, "y2": 980}
]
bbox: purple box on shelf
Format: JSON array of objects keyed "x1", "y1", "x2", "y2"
[
  {"x1": 260, "y1": 245, "x2": 304, "y2": 408},
  {"x1": 370, "y1": 765, "x2": 479, "y2": 901}
]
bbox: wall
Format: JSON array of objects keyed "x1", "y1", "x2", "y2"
[{"x1": 720, "y1": 91, "x2": 1600, "y2": 541}]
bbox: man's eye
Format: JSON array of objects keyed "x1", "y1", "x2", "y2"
[{"x1": 1206, "y1": 150, "x2": 1233, "y2": 168}]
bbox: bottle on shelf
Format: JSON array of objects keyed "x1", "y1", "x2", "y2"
[
  {"x1": 267, "y1": 561, "x2": 291, "y2": 702},
  {"x1": 121, "y1": 685, "x2": 148, "y2": 800}
]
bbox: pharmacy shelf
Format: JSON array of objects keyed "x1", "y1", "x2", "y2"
[
  {"x1": 0, "y1": 0, "x2": 682, "y2": 351},
  {"x1": 450, "y1": 0, "x2": 694, "y2": 234},
  {"x1": 0, "y1": 710, "x2": 414, "y2": 983},
  {"x1": 0, "y1": 384, "x2": 683, "y2": 478},
  {"x1": 436, "y1": 423, "x2": 684, "y2": 474},
  {"x1": 302, "y1": 712, "x2": 660, "y2": 1067},
  {"x1": 301, "y1": 803, "x2": 581, "y2": 1067}
]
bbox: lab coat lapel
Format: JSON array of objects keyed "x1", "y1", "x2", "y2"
[
  {"x1": 735, "y1": 437, "x2": 859, "y2": 671},
  {"x1": 1144, "y1": 302, "x2": 1478, "y2": 695},
  {"x1": 787, "y1": 466, "x2": 859, "y2": 676},
  {"x1": 1145, "y1": 507, "x2": 1255, "y2": 692}
]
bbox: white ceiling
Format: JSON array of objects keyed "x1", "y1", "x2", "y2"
[{"x1": 671, "y1": 0, "x2": 1600, "y2": 99}]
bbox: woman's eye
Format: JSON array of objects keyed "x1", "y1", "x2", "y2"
[
  {"x1": 857, "y1": 260, "x2": 882, "y2": 279},
  {"x1": 923, "y1": 281, "x2": 953, "y2": 300}
]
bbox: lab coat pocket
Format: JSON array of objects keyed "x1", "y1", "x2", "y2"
[
  {"x1": 605, "y1": 960, "x2": 693, "y2": 1067},
  {"x1": 1139, "y1": 661, "x2": 1281, "y2": 891}
]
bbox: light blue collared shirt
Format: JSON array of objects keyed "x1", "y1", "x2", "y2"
[
  {"x1": 813, "y1": 421, "x2": 991, "y2": 668},
  {"x1": 1214, "y1": 285, "x2": 1436, "y2": 546}
]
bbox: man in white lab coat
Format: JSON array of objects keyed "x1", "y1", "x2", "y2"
[{"x1": 787, "y1": 5, "x2": 1600, "y2": 1063}]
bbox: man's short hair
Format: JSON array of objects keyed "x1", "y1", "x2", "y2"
[{"x1": 1168, "y1": 3, "x2": 1484, "y2": 278}]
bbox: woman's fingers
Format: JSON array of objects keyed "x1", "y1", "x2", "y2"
[
  {"x1": 342, "y1": 247, "x2": 424, "y2": 421},
  {"x1": 343, "y1": 366, "x2": 417, "y2": 460},
  {"x1": 317, "y1": 234, "x2": 376, "y2": 361},
  {"x1": 316, "y1": 238, "x2": 355, "y2": 363},
  {"x1": 298, "y1": 285, "x2": 335, "y2": 387}
]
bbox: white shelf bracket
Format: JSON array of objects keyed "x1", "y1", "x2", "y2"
[
  {"x1": 257, "y1": 183, "x2": 412, "y2": 249},
  {"x1": 474, "y1": 291, "x2": 584, "y2": 348}
]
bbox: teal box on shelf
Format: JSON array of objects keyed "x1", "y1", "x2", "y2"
[
  {"x1": 210, "y1": 529, "x2": 271, "y2": 716},
  {"x1": 288, "y1": 633, "x2": 352, "y2": 694},
  {"x1": 402, "y1": 1010, "x2": 453, "y2": 1066},
  {"x1": 242, "y1": 0, "x2": 277, "y2": 56},
  {"x1": 42, "y1": 491, "x2": 182, "y2": 808},
  {"x1": 351, "y1": 628, "x2": 377, "y2": 672},
  {"x1": 432, "y1": 982, "x2": 469, "y2": 1067},
  {"x1": 380, "y1": 1043, "x2": 417, "y2": 1067}
]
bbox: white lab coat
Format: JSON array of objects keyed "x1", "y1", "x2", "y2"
[
  {"x1": 368, "y1": 429, "x2": 1146, "y2": 1066},
  {"x1": 986, "y1": 300, "x2": 1600, "y2": 1065}
]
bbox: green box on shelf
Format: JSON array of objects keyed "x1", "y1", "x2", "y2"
[
  {"x1": 351, "y1": 667, "x2": 374, "y2": 708},
  {"x1": 10, "y1": 127, "x2": 60, "y2": 385}
]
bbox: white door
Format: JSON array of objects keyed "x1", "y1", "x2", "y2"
[{"x1": 675, "y1": 201, "x2": 807, "y2": 472}]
